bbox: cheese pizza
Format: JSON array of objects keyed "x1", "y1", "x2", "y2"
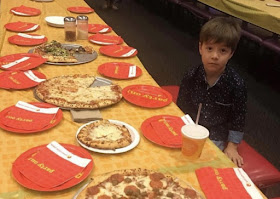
[
  {"x1": 77, "y1": 119, "x2": 132, "y2": 150},
  {"x1": 78, "y1": 168, "x2": 203, "y2": 199},
  {"x1": 35, "y1": 74, "x2": 122, "y2": 109}
]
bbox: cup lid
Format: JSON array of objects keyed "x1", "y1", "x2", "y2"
[
  {"x1": 77, "y1": 15, "x2": 88, "y2": 20},
  {"x1": 181, "y1": 124, "x2": 209, "y2": 139},
  {"x1": 64, "y1": 17, "x2": 76, "y2": 22}
]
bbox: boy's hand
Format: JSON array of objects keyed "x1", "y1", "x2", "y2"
[{"x1": 224, "y1": 142, "x2": 244, "y2": 167}]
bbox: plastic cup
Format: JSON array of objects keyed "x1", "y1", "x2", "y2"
[{"x1": 181, "y1": 124, "x2": 209, "y2": 159}]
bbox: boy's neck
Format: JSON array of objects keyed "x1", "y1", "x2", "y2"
[{"x1": 205, "y1": 70, "x2": 224, "y2": 87}]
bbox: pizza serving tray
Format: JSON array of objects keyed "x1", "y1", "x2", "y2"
[
  {"x1": 4, "y1": 21, "x2": 40, "y2": 32},
  {"x1": 88, "y1": 24, "x2": 112, "y2": 34},
  {"x1": 122, "y1": 85, "x2": 173, "y2": 108},
  {"x1": 67, "y1": 6, "x2": 94, "y2": 14},
  {"x1": 10, "y1": 5, "x2": 41, "y2": 16},
  {"x1": 28, "y1": 44, "x2": 98, "y2": 65},
  {"x1": 76, "y1": 120, "x2": 140, "y2": 154},
  {"x1": 8, "y1": 33, "x2": 47, "y2": 46},
  {"x1": 141, "y1": 115, "x2": 185, "y2": 148},
  {"x1": 89, "y1": 34, "x2": 123, "y2": 45},
  {"x1": 98, "y1": 62, "x2": 142, "y2": 79},
  {"x1": 0, "y1": 70, "x2": 46, "y2": 90},
  {"x1": 12, "y1": 143, "x2": 93, "y2": 191},
  {"x1": 0, "y1": 102, "x2": 63, "y2": 133},
  {"x1": 0, "y1": 53, "x2": 47, "y2": 71},
  {"x1": 99, "y1": 45, "x2": 138, "y2": 58}
]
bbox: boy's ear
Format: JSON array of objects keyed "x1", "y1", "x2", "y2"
[
  {"x1": 199, "y1": 42, "x2": 202, "y2": 55},
  {"x1": 229, "y1": 50, "x2": 234, "y2": 59}
]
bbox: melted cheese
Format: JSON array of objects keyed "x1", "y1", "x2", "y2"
[
  {"x1": 89, "y1": 125, "x2": 123, "y2": 141},
  {"x1": 48, "y1": 87, "x2": 119, "y2": 103}
]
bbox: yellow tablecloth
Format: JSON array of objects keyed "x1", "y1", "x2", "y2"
[
  {"x1": 199, "y1": 0, "x2": 280, "y2": 35},
  {"x1": 0, "y1": 0, "x2": 264, "y2": 198}
]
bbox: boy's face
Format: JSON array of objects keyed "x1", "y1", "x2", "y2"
[{"x1": 199, "y1": 41, "x2": 233, "y2": 76}]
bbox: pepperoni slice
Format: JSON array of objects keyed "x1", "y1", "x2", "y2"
[
  {"x1": 109, "y1": 173, "x2": 124, "y2": 185},
  {"x1": 97, "y1": 195, "x2": 111, "y2": 199},
  {"x1": 149, "y1": 180, "x2": 163, "y2": 189},
  {"x1": 87, "y1": 185, "x2": 100, "y2": 195},
  {"x1": 124, "y1": 185, "x2": 140, "y2": 196},
  {"x1": 184, "y1": 188, "x2": 198, "y2": 199},
  {"x1": 149, "y1": 172, "x2": 165, "y2": 181}
]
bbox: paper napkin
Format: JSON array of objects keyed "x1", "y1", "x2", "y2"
[
  {"x1": 195, "y1": 167, "x2": 264, "y2": 199},
  {"x1": 13, "y1": 141, "x2": 91, "y2": 188}
]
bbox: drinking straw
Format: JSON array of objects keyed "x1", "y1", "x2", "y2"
[{"x1": 195, "y1": 103, "x2": 202, "y2": 125}]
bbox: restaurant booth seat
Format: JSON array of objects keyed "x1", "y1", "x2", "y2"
[
  {"x1": 238, "y1": 141, "x2": 280, "y2": 190},
  {"x1": 161, "y1": 85, "x2": 280, "y2": 190}
]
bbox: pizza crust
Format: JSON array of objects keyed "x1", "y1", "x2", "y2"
[
  {"x1": 77, "y1": 168, "x2": 203, "y2": 199},
  {"x1": 77, "y1": 119, "x2": 132, "y2": 150},
  {"x1": 35, "y1": 74, "x2": 122, "y2": 109}
]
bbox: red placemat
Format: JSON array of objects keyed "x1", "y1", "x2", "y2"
[
  {"x1": 13, "y1": 141, "x2": 91, "y2": 188},
  {"x1": 88, "y1": 24, "x2": 112, "y2": 34},
  {"x1": 89, "y1": 34, "x2": 123, "y2": 45},
  {"x1": 99, "y1": 45, "x2": 138, "y2": 58},
  {"x1": 196, "y1": 167, "x2": 263, "y2": 199},
  {"x1": 0, "y1": 102, "x2": 63, "y2": 133},
  {"x1": 98, "y1": 62, "x2": 142, "y2": 79},
  {"x1": 10, "y1": 5, "x2": 41, "y2": 16},
  {"x1": 4, "y1": 21, "x2": 40, "y2": 32},
  {"x1": 0, "y1": 53, "x2": 47, "y2": 71},
  {"x1": 12, "y1": 143, "x2": 93, "y2": 191},
  {"x1": 8, "y1": 33, "x2": 47, "y2": 46},
  {"x1": 141, "y1": 115, "x2": 185, "y2": 148},
  {"x1": 67, "y1": 6, "x2": 94, "y2": 14},
  {"x1": 1, "y1": 101, "x2": 60, "y2": 131},
  {"x1": 0, "y1": 70, "x2": 46, "y2": 89},
  {"x1": 122, "y1": 85, "x2": 172, "y2": 108}
]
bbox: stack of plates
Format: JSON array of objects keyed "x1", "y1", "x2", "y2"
[{"x1": 45, "y1": 16, "x2": 65, "y2": 28}]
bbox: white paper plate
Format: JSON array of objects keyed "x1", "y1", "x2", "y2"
[
  {"x1": 45, "y1": 16, "x2": 64, "y2": 28},
  {"x1": 76, "y1": 120, "x2": 140, "y2": 154}
]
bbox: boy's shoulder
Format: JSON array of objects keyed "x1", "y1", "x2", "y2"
[{"x1": 225, "y1": 66, "x2": 246, "y2": 88}]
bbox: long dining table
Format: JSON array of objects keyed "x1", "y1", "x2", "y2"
[
  {"x1": 198, "y1": 0, "x2": 280, "y2": 35},
  {"x1": 0, "y1": 0, "x2": 266, "y2": 198}
]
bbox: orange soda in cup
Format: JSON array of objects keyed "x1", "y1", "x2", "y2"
[{"x1": 181, "y1": 124, "x2": 209, "y2": 159}]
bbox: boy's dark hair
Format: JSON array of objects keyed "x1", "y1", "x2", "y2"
[{"x1": 199, "y1": 17, "x2": 241, "y2": 52}]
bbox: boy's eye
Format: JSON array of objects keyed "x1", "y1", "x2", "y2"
[
  {"x1": 206, "y1": 47, "x2": 212, "y2": 51},
  {"x1": 221, "y1": 49, "x2": 227, "y2": 53}
]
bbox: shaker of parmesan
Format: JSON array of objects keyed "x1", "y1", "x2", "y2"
[{"x1": 77, "y1": 15, "x2": 88, "y2": 40}]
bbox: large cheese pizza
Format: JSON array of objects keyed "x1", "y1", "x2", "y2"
[
  {"x1": 35, "y1": 74, "x2": 122, "y2": 109},
  {"x1": 77, "y1": 119, "x2": 132, "y2": 150},
  {"x1": 78, "y1": 168, "x2": 203, "y2": 199}
]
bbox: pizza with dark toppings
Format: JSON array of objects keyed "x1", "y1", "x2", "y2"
[{"x1": 33, "y1": 40, "x2": 94, "y2": 63}]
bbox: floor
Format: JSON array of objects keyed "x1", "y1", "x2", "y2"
[{"x1": 85, "y1": 0, "x2": 280, "y2": 197}]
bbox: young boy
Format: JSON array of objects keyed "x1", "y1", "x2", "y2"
[{"x1": 177, "y1": 17, "x2": 247, "y2": 167}]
